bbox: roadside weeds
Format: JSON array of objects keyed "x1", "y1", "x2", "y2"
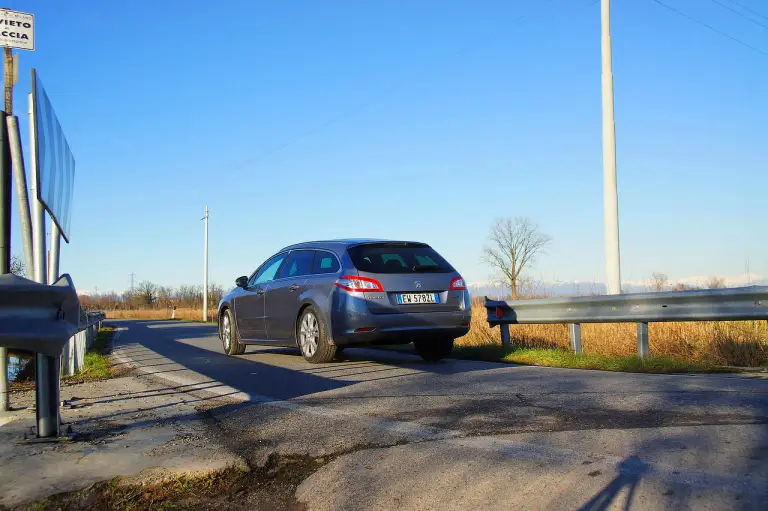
[
  {"x1": 382, "y1": 344, "x2": 738, "y2": 374},
  {"x1": 15, "y1": 451, "x2": 334, "y2": 510},
  {"x1": 62, "y1": 325, "x2": 120, "y2": 383}
]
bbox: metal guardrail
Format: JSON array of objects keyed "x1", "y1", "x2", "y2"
[
  {"x1": 0, "y1": 272, "x2": 81, "y2": 437},
  {"x1": 485, "y1": 286, "x2": 768, "y2": 358},
  {"x1": 61, "y1": 311, "x2": 106, "y2": 376}
]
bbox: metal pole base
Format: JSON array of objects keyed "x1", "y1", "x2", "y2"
[
  {"x1": 570, "y1": 323, "x2": 583, "y2": 355},
  {"x1": 500, "y1": 324, "x2": 511, "y2": 347},
  {"x1": 35, "y1": 353, "x2": 60, "y2": 438},
  {"x1": 637, "y1": 322, "x2": 650, "y2": 359}
]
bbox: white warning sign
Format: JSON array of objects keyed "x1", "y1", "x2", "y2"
[{"x1": 0, "y1": 9, "x2": 34, "y2": 51}]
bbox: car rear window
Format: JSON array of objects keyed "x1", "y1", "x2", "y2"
[{"x1": 347, "y1": 243, "x2": 453, "y2": 274}]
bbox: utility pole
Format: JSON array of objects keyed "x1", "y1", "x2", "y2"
[
  {"x1": 0, "y1": 108, "x2": 8, "y2": 412},
  {"x1": 129, "y1": 272, "x2": 135, "y2": 294},
  {"x1": 4, "y1": 47, "x2": 11, "y2": 114},
  {"x1": 601, "y1": 0, "x2": 622, "y2": 295},
  {"x1": 0, "y1": 46, "x2": 11, "y2": 411},
  {"x1": 202, "y1": 206, "x2": 209, "y2": 322}
]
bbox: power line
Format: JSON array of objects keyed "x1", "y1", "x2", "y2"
[
  {"x1": 726, "y1": 0, "x2": 768, "y2": 22},
  {"x1": 708, "y1": 0, "x2": 768, "y2": 30},
  {"x1": 238, "y1": 0, "x2": 598, "y2": 167},
  {"x1": 649, "y1": 0, "x2": 768, "y2": 57}
]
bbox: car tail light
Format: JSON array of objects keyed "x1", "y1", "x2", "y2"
[
  {"x1": 335, "y1": 276, "x2": 384, "y2": 293},
  {"x1": 450, "y1": 276, "x2": 467, "y2": 291}
]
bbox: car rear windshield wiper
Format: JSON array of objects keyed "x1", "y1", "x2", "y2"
[{"x1": 412, "y1": 264, "x2": 443, "y2": 272}]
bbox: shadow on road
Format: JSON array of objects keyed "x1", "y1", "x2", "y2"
[
  {"x1": 112, "y1": 321, "x2": 349, "y2": 400},
  {"x1": 578, "y1": 456, "x2": 650, "y2": 511},
  {"x1": 110, "y1": 319, "x2": 501, "y2": 400}
]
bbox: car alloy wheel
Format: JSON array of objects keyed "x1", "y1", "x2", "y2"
[
  {"x1": 300, "y1": 312, "x2": 319, "y2": 357},
  {"x1": 222, "y1": 313, "x2": 232, "y2": 351}
]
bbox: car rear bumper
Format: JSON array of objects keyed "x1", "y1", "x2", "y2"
[{"x1": 331, "y1": 309, "x2": 471, "y2": 346}]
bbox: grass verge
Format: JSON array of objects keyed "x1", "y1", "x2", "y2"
[
  {"x1": 63, "y1": 325, "x2": 116, "y2": 382},
  {"x1": 457, "y1": 346, "x2": 730, "y2": 373},
  {"x1": 384, "y1": 344, "x2": 733, "y2": 373}
]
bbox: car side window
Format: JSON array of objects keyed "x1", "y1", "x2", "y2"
[
  {"x1": 278, "y1": 250, "x2": 314, "y2": 279},
  {"x1": 251, "y1": 254, "x2": 287, "y2": 286},
  {"x1": 312, "y1": 251, "x2": 341, "y2": 274}
]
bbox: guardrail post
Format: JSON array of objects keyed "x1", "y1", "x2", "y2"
[
  {"x1": 569, "y1": 323, "x2": 582, "y2": 355},
  {"x1": 36, "y1": 353, "x2": 60, "y2": 438},
  {"x1": 637, "y1": 322, "x2": 649, "y2": 359},
  {"x1": 500, "y1": 324, "x2": 511, "y2": 347}
]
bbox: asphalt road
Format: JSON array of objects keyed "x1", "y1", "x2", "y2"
[{"x1": 112, "y1": 319, "x2": 768, "y2": 510}]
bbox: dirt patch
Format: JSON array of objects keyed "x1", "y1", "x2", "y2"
[
  {"x1": 9, "y1": 361, "x2": 136, "y2": 393},
  {"x1": 13, "y1": 452, "x2": 324, "y2": 510}
]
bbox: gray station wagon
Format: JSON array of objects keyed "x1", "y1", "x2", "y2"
[{"x1": 217, "y1": 239, "x2": 472, "y2": 363}]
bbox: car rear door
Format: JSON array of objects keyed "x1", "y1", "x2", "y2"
[
  {"x1": 234, "y1": 253, "x2": 287, "y2": 340},
  {"x1": 264, "y1": 250, "x2": 315, "y2": 340},
  {"x1": 346, "y1": 243, "x2": 465, "y2": 315}
]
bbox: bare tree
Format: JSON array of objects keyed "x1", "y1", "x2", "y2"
[
  {"x1": 650, "y1": 272, "x2": 668, "y2": 292},
  {"x1": 156, "y1": 286, "x2": 173, "y2": 309},
  {"x1": 482, "y1": 217, "x2": 552, "y2": 299},
  {"x1": 136, "y1": 280, "x2": 158, "y2": 307},
  {"x1": 671, "y1": 282, "x2": 698, "y2": 291},
  {"x1": 705, "y1": 276, "x2": 726, "y2": 289},
  {"x1": 10, "y1": 255, "x2": 26, "y2": 277},
  {"x1": 208, "y1": 283, "x2": 224, "y2": 308},
  {"x1": 177, "y1": 284, "x2": 202, "y2": 308}
]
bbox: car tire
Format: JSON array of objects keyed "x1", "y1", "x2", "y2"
[
  {"x1": 221, "y1": 309, "x2": 246, "y2": 356},
  {"x1": 297, "y1": 307, "x2": 336, "y2": 363},
  {"x1": 414, "y1": 338, "x2": 454, "y2": 362}
]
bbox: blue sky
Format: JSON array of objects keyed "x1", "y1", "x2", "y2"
[{"x1": 7, "y1": 0, "x2": 767, "y2": 293}]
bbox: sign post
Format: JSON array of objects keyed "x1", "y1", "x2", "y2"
[{"x1": 0, "y1": 8, "x2": 34, "y2": 412}]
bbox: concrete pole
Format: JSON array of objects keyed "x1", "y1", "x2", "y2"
[
  {"x1": 202, "y1": 206, "x2": 209, "y2": 322},
  {"x1": 0, "y1": 111, "x2": 9, "y2": 274},
  {"x1": 7, "y1": 116, "x2": 33, "y2": 274},
  {"x1": 48, "y1": 223, "x2": 60, "y2": 284},
  {"x1": 3, "y1": 47, "x2": 11, "y2": 114},
  {"x1": 0, "y1": 110, "x2": 8, "y2": 412},
  {"x1": 601, "y1": 0, "x2": 622, "y2": 295}
]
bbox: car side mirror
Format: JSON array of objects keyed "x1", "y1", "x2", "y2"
[{"x1": 236, "y1": 276, "x2": 248, "y2": 288}]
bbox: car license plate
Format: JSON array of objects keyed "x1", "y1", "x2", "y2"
[{"x1": 397, "y1": 293, "x2": 439, "y2": 305}]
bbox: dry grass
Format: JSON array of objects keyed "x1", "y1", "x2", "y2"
[
  {"x1": 105, "y1": 307, "x2": 217, "y2": 323},
  {"x1": 456, "y1": 305, "x2": 768, "y2": 367}
]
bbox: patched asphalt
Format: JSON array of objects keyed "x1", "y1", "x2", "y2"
[{"x1": 109, "y1": 319, "x2": 768, "y2": 510}]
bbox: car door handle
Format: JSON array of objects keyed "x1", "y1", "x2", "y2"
[
  {"x1": 289, "y1": 284, "x2": 300, "y2": 292},
  {"x1": 256, "y1": 288, "x2": 265, "y2": 295}
]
